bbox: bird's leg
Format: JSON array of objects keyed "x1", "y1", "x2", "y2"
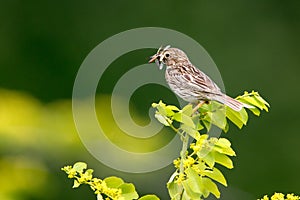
[{"x1": 192, "y1": 101, "x2": 207, "y2": 114}]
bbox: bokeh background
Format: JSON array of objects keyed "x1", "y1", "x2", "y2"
[{"x1": 1, "y1": 1, "x2": 300, "y2": 199}]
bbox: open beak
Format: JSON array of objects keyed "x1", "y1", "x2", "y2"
[{"x1": 148, "y1": 54, "x2": 158, "y2": 63}]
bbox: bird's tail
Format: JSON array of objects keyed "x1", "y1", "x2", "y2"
[{"x1": 215, "y1": 94, "x2": 250, "y2": 111}]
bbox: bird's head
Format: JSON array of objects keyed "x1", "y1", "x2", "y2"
[{"x1": 148, "y1": 45, "x2": 189, "y2": 70}]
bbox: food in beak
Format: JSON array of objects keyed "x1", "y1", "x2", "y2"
[
  {"x1": 148, "y1": 55, "x2": 158, "y2": 63},
  {"x1": 149, "y1": 55, "x2": 164, "y2": 70}
]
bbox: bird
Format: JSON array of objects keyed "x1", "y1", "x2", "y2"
[{"x1": 148, "y1": 45, "x2": 245, "y2": 111}]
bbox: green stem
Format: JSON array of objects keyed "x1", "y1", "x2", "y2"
[
  {"x1": 179, "y1": 132, "x2": 189, "y2": 178},
  {"x1": 169, "y1": 123, "x2": 179, "y2": 133},
  {"x1": 178, "y1": 132, "x2": 189, "y2": 199}
]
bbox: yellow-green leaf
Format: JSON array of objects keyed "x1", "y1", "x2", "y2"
[
  {"x1": 180, "y1": 124, "x2": 200, "y2": 140},
  {"x1": 216, "y1": 138, "x2": 231, "y2": 148},
  {"x1": 73, "y1": 179, "x2": 80, "y2": 188},
  {"x1": 202, "y1": 119, "x2": 212, "y2": 131},
  {"x1": 173, "y1": 112, "x2": 195, "y2": 128},
  {"x1": 104, "y1": 176, "x2": 124, "y2": 188},
  {"x1": 138, "y1": 195, "x2": 160, "y2": 200},
  {"x1": 214, "y1": 152, "x2": 233, "y2": 169},
  {"x1": 202, "y1": 177, "x2": 220, "y2": 198},
  {"x1": 213, "y1": 146, "x2": 236, "y2": 156},
  {"x1": 182, "y1": 180, "x2": 202, "y2": 200},
  {"x1": 201, "y1": 152, "x2": 215, "y2": 168},
  {"x1": 254, "y1": 93, "x2": 270, "y2": 107},
  {"x1": 182, "y1": 104, "x2": 193, "y2": 116},
  {"x1": 167, "y1": 181, "x2": 181, "y2": 199},
  {"x1": 253, "y1": 95, "x2": 269, "y2": 111},
  {"x1": 247, "y1": 107, "x2": 261, "y2": 116},
  {"x1": 73, "y1": 162, "x2": 87, "y2": 173},
  {"x1": 205, "y1": 111, "x2": 227, "y2": 130},
  {"x1": 119, "y1": 183, "x2": 139, "y2": 200},
  {"x1": 225, "y1": 107, "x2": 246, "y2": 129},
  {"x1": 203, "y1": 167, "x2": 227, "y2": 186},
  {"x1": 183, "y1": 168, "x2": 203, "y2": 198},
  {"x1": 155, "y1": 113, "x2": 170, "y2": 126}
]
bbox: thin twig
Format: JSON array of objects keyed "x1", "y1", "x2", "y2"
[
  {"x1": 169, "y1": 123, "x2": 178, "y2": 133},
  {"x1": 192, "y1": 101, "x2": 206, "y2": 114}
]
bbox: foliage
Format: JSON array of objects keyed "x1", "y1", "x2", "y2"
[
  {"x1": 258, "y1": 192, "x2": 300, "y2": 200},
  {"x1": 152, "y1": 91, "x2": 270, "y2": 199},
  {"x1": 62, "y1": 162, "x2": 159, "y2": 200},
  {"x1": 62, "y1": 91, "x2": 295, "y2": 200}
]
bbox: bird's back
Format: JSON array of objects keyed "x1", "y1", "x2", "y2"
[{"x1": 165, "y1": 61, "x2": 223, "y2": 103}]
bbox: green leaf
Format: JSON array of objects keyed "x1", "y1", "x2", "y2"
[
  {"x1": 195, "y1": 119, "x2": 205, "y2": 131},
  {"x1": 202, "y1": 167, "x2": 227, "y2": 186},
  {"x1": 254, "y1": 93, "x2": 270, "y2": 107},
  {"x1": 225, "y1": 107, "x2": 247, "y2": 129},
  {"x1": 119, "y1": 183, "x2": 139, "y2": 200},
  {"x1": 214, "y1": 139, "x2": 236, "y2": 156},
  {"x1": 154, "y1": 101, "x2": 169, "y2": 116},
  {"x1": 184, "y1": 168, "x2": 203, "y2": 195},
  {"x1": 167, "y1": 181, "x2": 182, "y2": 200},
  {"x1": 213, "y1": 146, "x2": 236, "y2": 156},
  {"x1": 85, "y1": 169, "x2": 94, "y2": 176},
  {"x1": 202, "y1": 177, "x2": 220, "y2": 198},
  {"x1": 180, "y1": 124, "x2": 200, "y2": 140},
  {"x1": 205, "y1": 111, "x2": 227, "y2": 130},
  {"x1": 236, "y1": 91, "x2": 269, "y2": 113},
  {"x1": 165, "y1": 105, "x2": 179, "y2": 117},
  {"x1": 238, "y1": 92, "x2": 269, "y2": 111},
  {"x1": 214, "y1": 152, "x2": 234, "y2": 169},
  {"x1": 239, "y1": 96, "x2": 262, "y2": 108},
  {"x1": 154, "y1": 113, "x2": 171, "y2": 126},
  {"x1": 181, "y1": 190, "x2": 193, "y2": 200},
  {"x1": 138, "y1": 195, "x2": 160, "y2": 200},
  {"x1": 181, "y1": 114, "x2": 195, "y2": 128},
  {"x1": 247, "y1": 107, "x2": 261, "y2": 116},
  {"x1": 103, "y1": 176, "x2": 124, "y2": 188},
  {"x1": 202, "y1": 119, "x2": 211, "y2": 131},
  {"x1": 253, "y1": 95, "x2": 269, "y2": 111},
  {"x1": 224, "y1": 122, "x2": 229, "y2": 133},
  {"x1": 151, "y1": 102, "x2": 158, "y2": 108},
  {"x1": 216, "y1": 138, "x2": 231, "y2": 148},
  {"x1": 152, "y1": 102, "x2": 180, "y2": 117},
  {"x1": 166, "y1": 105, "x2": 180, "y2": 111},
  {"x1": 73, "y1": 162, "x2": 87, "y2": 173},
  {"x1": 201, "y1": 152, "x2": 215, "y2": 168},
  {"x1": 198, "y1": 134, "x2": 209, "y2": 142},
  {"x1": 182, "y1": 104, "x2": 193, "y2": 116},
  {"x1": 194, "y1": 162, "x2": 206, "y2": 172},
  {"x1": 173, "y1": 112, "x2": 195, "y2": 128},
  {"x1": 156, "y1": 106, "x2": 167, "y2": 116},
  {"x1": 72, "y1": 179, "x2": 80, "y2": 188},
  {"x1": 172, "y1": 112, "x2": 182, "y2": 122},
  {"x1": 182, "y1": 180, "x2": 202, "y2": 200}
]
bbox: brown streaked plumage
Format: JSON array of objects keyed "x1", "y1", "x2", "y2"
[{"x1": 149, "y1": 45, "x2": 244, "y2": 111}]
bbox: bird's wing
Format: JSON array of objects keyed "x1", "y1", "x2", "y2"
[{"x1": 174, "y1": 62, "x2": 222, "y2": 95}]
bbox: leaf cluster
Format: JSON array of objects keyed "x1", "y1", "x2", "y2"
[
  {"x1": 259, "y1": 192, "x2": 300, "y2": 200},
  {"x1": 153, "y1": 91, "x2": 270, "y2": 134},
  {"x1": 61, "y1": 162, "x2": 159, "y2": 200},
  {"x1": 167, "y1": 135, "x2": 235, "y2": 199},
  {"x1": 152, "y1": 91, "x2": 269, "y2": 199},
  {"x1": 61, "y1": 91, "x2": 270, "y2": 200}
]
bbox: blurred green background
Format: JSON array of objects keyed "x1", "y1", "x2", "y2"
[{"x1": 1, "y1": 0, "x2": 300, "y2": 199}]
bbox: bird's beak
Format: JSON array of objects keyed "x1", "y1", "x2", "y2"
[{"x1": 148, "y1": 54, "x2": 158, "y2": 63}]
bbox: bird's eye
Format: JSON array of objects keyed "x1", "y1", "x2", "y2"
[{"x1": 165, "y1": 53, "x2": 170, "y2": 58}]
